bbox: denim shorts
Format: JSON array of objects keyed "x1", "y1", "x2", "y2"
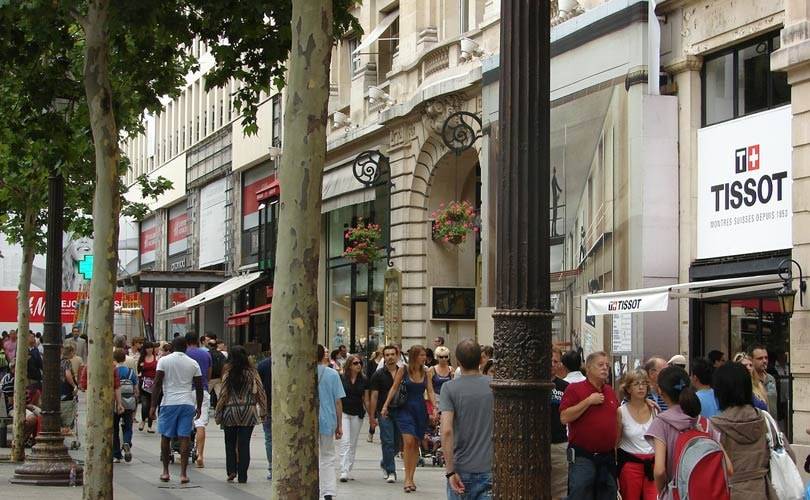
[{"x1": 157, "y1": 404, "x2": 195, "y2": 438}]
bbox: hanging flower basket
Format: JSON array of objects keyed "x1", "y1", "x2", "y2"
[
  {"x1": 343, "y1": 219, "x2": 383, "y2": 264},
  {"x1": 431, "y1": 200, "x2": 479, "y2": 245}
]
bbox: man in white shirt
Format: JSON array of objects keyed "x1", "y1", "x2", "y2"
[
  {"x1": 149, "y1": 336, "x2": 203, "y2": 485},
  {"x1": 561, "y1": 350, "x2": 586, "y2": 384}
]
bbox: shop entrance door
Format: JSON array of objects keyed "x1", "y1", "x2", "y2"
[{"x1": 350, "y1": 299, "x2": 368, "y2": 355}]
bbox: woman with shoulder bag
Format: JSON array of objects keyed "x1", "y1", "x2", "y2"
[
  {"x1": 137, "y1": 342, "x2": 158, "y2": 432},
  {"x1": 214, "y1": 346, "x2": 267, "y2": 483}
]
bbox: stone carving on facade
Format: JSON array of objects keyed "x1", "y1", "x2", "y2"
[
  {"x1": 390, "y1": 122, "x2": 417, "y2": 149},
  {"x1": 422, "y1": 94, "x2": 465, "y2": 136}
]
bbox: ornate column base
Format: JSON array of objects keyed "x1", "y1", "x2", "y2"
[{"x1": 10, "y1": 430, "x2": 83, "y2": 486}]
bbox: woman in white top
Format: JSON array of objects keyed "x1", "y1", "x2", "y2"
[{"x1": 616, "y1": 370, "x2": 658, "y2": 500}]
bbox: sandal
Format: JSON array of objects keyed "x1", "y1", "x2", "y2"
[
  {"x1": 227, "y1": 473, "x2": 237, "y2": 482},
  {"x1": 180, "y1": 476, "x2": 190, "y2": 485},
  {"x1": 159, "y1": 474, "x2": 170, "y2": 483}
]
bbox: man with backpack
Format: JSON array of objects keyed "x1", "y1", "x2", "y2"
[
  {"x1": 560, "y1": 351, "x2": 619, "y2": 499},
  {"x1": 114, "y1": 348, "x2": 139, "y2": 463}
]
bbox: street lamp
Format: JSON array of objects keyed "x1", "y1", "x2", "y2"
[
  {"x1": 777, "y1": 258, "x2": 806, "y2": 317},
  {"x1": 12, "y1": 97, "x2": 83, "y2": 485}
]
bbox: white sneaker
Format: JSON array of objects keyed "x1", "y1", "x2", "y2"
[
  {"x1": 386, "y1": 472, "x2": 396, "y2": 483},
  {"x1": 339, "y1": 472, "x2": 349, "y2": 482}
]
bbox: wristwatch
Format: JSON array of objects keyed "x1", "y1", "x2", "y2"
[{"x1": 445, "y1": 471, "x2": 456, "y2": 479}]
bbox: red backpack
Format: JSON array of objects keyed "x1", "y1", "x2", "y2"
[{"x1": 668, "y1": 416, "x2": 731, "y2": 500}]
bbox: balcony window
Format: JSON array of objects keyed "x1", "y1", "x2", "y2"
[
  {"x1": 271, "y1": 94, "x2": 282, "y2": 147},
  {"x1": 377, "y1": 17, "x2": 399, "y2": 81},
  {"x1": 702, "y1": 32, "x2": 789, "y2": 126}
]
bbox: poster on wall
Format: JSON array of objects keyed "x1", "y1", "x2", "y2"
[
  {"x1": 140, "y1": 217, "x2": 158, "y2": 265},
  {"x1": 167, "y1": 203, "x2": 189, "y2": 256},
  {"x1": 199, "y1": 177, "x2": 227, "y2": 267},
  {"x1": 697, "y1": 106, "x2": 792, "y2": 259}
]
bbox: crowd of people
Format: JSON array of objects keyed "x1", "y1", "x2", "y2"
[{"x1": 552, "y1": 345, "x2": 803, "y2": 500}]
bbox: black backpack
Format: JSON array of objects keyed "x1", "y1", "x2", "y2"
[{"x1": 210, "y1": 349, "x2": 226, "y2": 379}]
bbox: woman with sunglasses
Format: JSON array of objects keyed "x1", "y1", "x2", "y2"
[
  {"x1": 338, "y1": 354, "x2": 369, "y2": 482},
  {"x1": 428, "y1": 346, "x2": 454, "y2": 405}
]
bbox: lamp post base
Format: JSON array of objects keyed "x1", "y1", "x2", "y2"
[{"x1": 10, "y1": 430, "x2": 83, "y2": 486}]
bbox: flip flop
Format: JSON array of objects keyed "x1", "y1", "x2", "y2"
[
  {"x1": 180, "y1": 477, "x2": 190, "y2": 485},
  {"x1": 159, "y1": 474, "x2": 170, "y2": 483}
]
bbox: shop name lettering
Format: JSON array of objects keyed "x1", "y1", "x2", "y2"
[
  {"x1": 607, "y1": 299, "x2": 641, "y2": 311},
  {"x1": 27, "y1": 296, "x2": 127, "y2": 316},
  {"x1": 710, "y1": 144, "x2": 788, "y2": 212}
]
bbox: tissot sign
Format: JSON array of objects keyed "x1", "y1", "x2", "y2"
[{"x1": 697, "y1": 106, "x2": 792, "y2": 259}]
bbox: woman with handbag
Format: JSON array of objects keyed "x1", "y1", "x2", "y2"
[
  {"x1": 711, "y1": 362, "x2": 778, "y2": 499},
  {"x1": 137, "y1": 342, "x2": 158, "y2": 432},
  {"x1": 214, "y1": 346, "x2": 267, "y2": 483},
  {"x1": 381, "y1": 345, "x2": 438, "y2": 493}
]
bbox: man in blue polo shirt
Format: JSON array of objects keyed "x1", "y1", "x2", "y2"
[
  {"x1": 185, "y1": 332, "x2": 212, "y2": 468},
  {"x1": 318, "y1": 344, "x2": 345, "y2": 500},
  {"x1": 560, "y1": 351, "x2": 619, "y2": 499}
]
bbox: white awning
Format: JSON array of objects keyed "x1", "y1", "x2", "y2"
[
  {"x1": 352, "y1": 11, "x2": 399, "y2": 55},
  {"x1": 586, "y1": 274, "x2": 784, "y2": 316},
  {"x1": 321, "y1": 164, "x2": 376, "y2": 213},
  {"x1": 157, "y1": 271, "x2": 264, "y2": 320}
]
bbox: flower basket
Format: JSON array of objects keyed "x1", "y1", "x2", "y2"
[
  {"x1": 343, "y1": 220, "x2": 383, "y2": 264},
  {"x1": 431, "y1": 200, "x2": 479, "y2": 245}
]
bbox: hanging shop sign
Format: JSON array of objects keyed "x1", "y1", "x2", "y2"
[
  {"x1": 697, "y1": 106, "x2": 792, "y2": 259},
  {"x1": 586, "y1": 290, "x2": 670, "y2": 315}
]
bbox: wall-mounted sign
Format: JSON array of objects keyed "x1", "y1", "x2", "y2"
[
  {"x1": 167, "y1": 203, "x2": 189, "y2": 256},
  {"x1": 697, "y1": 106, "x2": 792, "y2": 259},
  {"x1": 140, "y1": 217, "x2": 158, "y2": 265},
  {"x1": 430, "y1": 287, "x2": 476, "y2": 321},
  {"x1": 384, "y1": 268, "x2": 402, "y2": 346},
  {"x1": 199, "y1": 177, "x2": 227, "y2": 268}
]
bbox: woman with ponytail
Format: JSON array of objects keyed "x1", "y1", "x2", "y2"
[{"x1": 644, "y1": 365, "x2": 709, "y2": 494}]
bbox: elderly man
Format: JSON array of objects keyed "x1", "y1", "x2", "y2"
[
  {"x1": 644, "y1": 356, "x2": 668, "y2": 411},
  {"x1": 560, "y1": 351, "x2": 619, "y2": 500},
  {"x1": 750, "y1": 345, "x2": 777, "y2": 413}
]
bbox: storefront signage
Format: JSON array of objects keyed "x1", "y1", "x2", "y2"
[
  {"x1": 0, "y1": 291, "x2": 152, "y2": 325},
  {"x1": 139, "y1": 217, "x2": 158, "y2": 265},
  {"x1": 242, "y1": 166, "x2": 276, "y2": 230},
  {"x1": 168, "y1": 203, "x2": 189, "y2": 256},
  {"x1": 384, "y1": 268, "x2": 402, "y2": 346},
  {"x1": 697, "y1": 106, "x2": 792, "y2": 259},
  {"x1": 587, "y1": 290, "x2": 670, "y2": 315}
]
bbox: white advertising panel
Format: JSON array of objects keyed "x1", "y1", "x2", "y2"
[
  {"x1": 587, "y1": 290, "x2": 670, "y2": 315},
  {"x1": 199, "y1": 177, "x2": 227, "y2": 267},
  {"x1": 139, "y1": 216, "x2": 158, "y2": 265},
  {"x1": 697, "y1": 106, "x2": 792, "y2": 259}
]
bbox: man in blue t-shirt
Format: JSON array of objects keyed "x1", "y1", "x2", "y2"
[
  {"x1": 185, "y1": 332, "x2": 212, "y2": 468},
  {"x1": 317, "y1": 344, "x2": 345, "y2": 500},
  {"x1": 691, "y1": 357, "x2": 719, "y2": 418}
]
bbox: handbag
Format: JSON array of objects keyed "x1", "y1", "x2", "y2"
[
  {"x1": 141, "y1": 376, "x2": 155, "y2": 393},
  {"x1": 761, "y1": 409, "x2": 804, "y2": 500},
  {"x1": 389, "y1": 370, "x2": 408, "y2": 409}
]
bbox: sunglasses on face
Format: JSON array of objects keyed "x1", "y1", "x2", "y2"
[
  {"x1": 351, "y1": 361, "x2": 361, "y2": 365},
  {"x1": 437, "y1": 356, "x2": 449, "y2": 359}
]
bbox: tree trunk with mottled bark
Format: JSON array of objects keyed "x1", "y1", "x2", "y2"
[
  {"x1": 10, "y1": 206, "x2": 36, "y2": 462},
  {"x1": 270, "y1": 1, "x2": 333, "y2": 497},
  {"x1": 80, "y1": 1, "x2": 120, "y2": 498}
]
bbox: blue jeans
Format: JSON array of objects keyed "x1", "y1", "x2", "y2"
[
  {"x1": 113, "y1": 410, "x2": 133, "y2": 458},
  {"x1": 567, "y1": 452, "x2": 617, "y2": 500},
  {"x1": 447, "y1": 471, "x2": 492, "y2": 499},
  {"x1": 378, "y1": 414, "x2": 400, "y2": 474},
  {"x1": 263, "y1": 416, "x2": 272, "y2": 472}
]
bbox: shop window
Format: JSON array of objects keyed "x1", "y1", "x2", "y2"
[{"x1": 702, "y1": 32, "x2": 789, "y2": 126}]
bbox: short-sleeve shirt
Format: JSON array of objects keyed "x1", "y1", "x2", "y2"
[
  {"x1": 696, "y1": 388, "x2": 720, "y2": 418},
  {"x1": 369, "y1": 367, "x2": 395, "y2": 417},
  {"x1": 318, "y1": 365, "x2": 346, "y2": 436},
  {"x1": 341, "y1": 374, "x2": 367, "y2": 418},
  {"x1": 156, "y1": 351, "x2": 201, "y2": 407},
  {"x1": 439, "y1": 374, "x2": 494, "y2": 474},
  {"x1": 560, "y1": 379, "x2": 619, "y2": 453},
  {"x1": 186, "y1": 347, "x2": 212, "y2": 390},
  {"x1": 550, "y1": 377, "x2": 569, "y2": 444}
]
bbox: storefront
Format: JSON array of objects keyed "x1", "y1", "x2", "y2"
[{"x1": 690, "y1": 105, "x2": 793, "y2": 434}]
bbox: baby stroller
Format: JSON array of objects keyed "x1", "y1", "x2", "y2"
[{"x1": 168, "y1": 423, "x2": 197, "y2": 464}]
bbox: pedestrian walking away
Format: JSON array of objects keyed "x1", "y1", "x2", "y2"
[
  {"x1": 560, "y1": 351, "x2": 619, "y2": 500},
  {"x1": 149, "y1": 336, "x2": 204, "y2": 485},
  {"x1": 381, "y1": 344, "x2": 438, "y2": 493},
  {"x1": 214, "y1": 345, "x2": 267, "y2": 483},
  {"x1": 368, "y1": 345, "x2": 402, "y2": 484},
  {"x1": 690, "y1": 357, "x2": 720, "y2": 419},
  {"x1": 185, "y1": 332, "x2": 213, "y2": 468},
  {"x1": 711, "y1": 362, "x2": 778, "y2": 499},
  {"x1": 114, "y1": 348, "x2": 139, "y2": 463},
  {"x1": 339, "y1": 354, "x2": 369, "y2": 482},
  {"x1": 317, "y1": 344, "x2": 346, "y2": 500},
  {"x1": 137, "y1": 341, "x2": 158, "y2": 433},
  {"x1": 440, "y1": 339, "x2": 493, "y2": 500},
  {"x1": 616, "y1": 370, "x2": 657, "y2": 500},
  {"x1": 256, "y1": 351, "x2": 272, "y2": 480}
]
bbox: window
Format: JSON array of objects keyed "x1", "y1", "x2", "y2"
[
  {"x1": 377, "y1": 17, "x2": 399, "y2": 81},
  {"x1": 347, "y1": 37, "x2": 360, "y2": 76},
  {"x1": 702, "y1": 32, "x2": 789, "y2": 126},
  {"x1": 271, "y1": 94, "x2": 282, "y2": 147},
  {"x1": 460, "y1": 0, "x2": 470, "y2": 33}
]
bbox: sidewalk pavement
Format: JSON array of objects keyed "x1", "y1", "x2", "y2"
[{"x1": 0, "y1": 395, "x2": 446, "y2": 499}]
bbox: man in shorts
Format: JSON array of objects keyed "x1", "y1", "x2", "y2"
[
  {"x1": 184, "y1": 332, "x2": 212, "y2": 468},
  {"x1": 150, "y1": 336, "x2": 203, "y2": 485}
]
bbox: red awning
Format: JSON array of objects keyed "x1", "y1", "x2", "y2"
[
  {"x1": 227, "y1": 303, "x2": 272, "y2": 327},
  {"x1": 256, "y1": 179, "x2": 280, "y2": 202}
]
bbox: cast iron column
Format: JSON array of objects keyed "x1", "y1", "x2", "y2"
[
  {"x1": 12, "y1": 168, "x2": 83, "y2": 485},
  {"x1": 492, "y1": 1, "x2": 551, "y2": 498}
]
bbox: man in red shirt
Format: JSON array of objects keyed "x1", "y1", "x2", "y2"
[{"x1": 560, "y1": 350, "x2": 618, "y2": 499}]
